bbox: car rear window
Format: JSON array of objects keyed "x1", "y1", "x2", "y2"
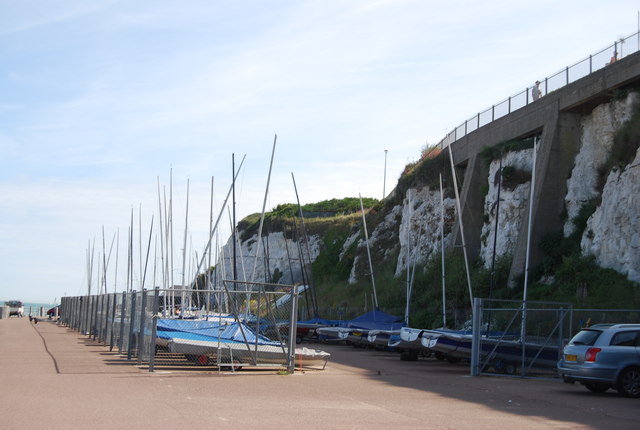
[{"x1": 570, "y1": 329, "x2": 602, "y2": 346}]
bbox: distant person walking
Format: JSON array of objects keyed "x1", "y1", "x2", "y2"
[
  {"x1": 609, "y1": 50, "x2": 618, "y2": 64},
  {"x1": 532, "y1": 80, "x2": 542, "y2": 101}
]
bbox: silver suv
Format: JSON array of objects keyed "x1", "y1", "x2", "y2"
[{"x1": 557, "y1": 323, "x2": 640, "y2": 397}]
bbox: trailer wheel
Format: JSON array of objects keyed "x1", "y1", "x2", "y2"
[{"x1": 196, "y1": 355, "x2": 210, "y2": 366}]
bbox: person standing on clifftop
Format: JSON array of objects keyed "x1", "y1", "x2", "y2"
[{"x1": 532, "y1": 80, "x2": 542, "y2": 101}]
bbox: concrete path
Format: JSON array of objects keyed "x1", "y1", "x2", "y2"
[{"x1": 1, "y1": 317, "x2": 638, "y2": 429}]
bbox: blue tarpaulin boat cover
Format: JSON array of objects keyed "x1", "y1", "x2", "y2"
[
  {"x1": 347, "y1": 310, "x2": 405, "y2": 331},
  {"x1": 298, "y1": 317, "x2": 346, "y2": 327},
  {"x1": 156, "y1": 319, "x2": 282, "y2": 346},
  {"x1": 157, "y1": 319, "x2": 225, "y2": 332}
]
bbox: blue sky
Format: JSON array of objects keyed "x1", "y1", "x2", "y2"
[{"x1": 1, "y1": 0, "x2": 639, "y2": 303}]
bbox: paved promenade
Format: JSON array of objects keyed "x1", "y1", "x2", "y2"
[{"x1": 1, "y1": 317, "x2": 638, "y2": 429}]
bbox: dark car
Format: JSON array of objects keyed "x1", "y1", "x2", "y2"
[
  {"x1": 557, "y1": 323, "x2": 640, "y2": 397},
  {"x1": 46, "y1": 305, "x2": 60, "y2": 318}
]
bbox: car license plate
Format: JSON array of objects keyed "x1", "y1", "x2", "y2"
[{"x1": 565, "y1": 354, "x2": 577, "y2": 362}]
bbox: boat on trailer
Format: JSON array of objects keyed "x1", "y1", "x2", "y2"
[
  {"x1": 156, "y1": 319, "x2": 330, "y2": 369},
  {"x1": 400, "y1": 326, "x2": 559, "y2": 372},
  {"x1": 316, "y1": 310, "x2": 405, "y2": 349}
]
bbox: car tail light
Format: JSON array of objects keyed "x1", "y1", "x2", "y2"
[{"x1": 585, "y1": 347, "x2": 601, "y2": 362}]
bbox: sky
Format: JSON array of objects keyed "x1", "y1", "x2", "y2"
[{"x1": 1, "y1": 0, "x2": 639, "y2": 303}]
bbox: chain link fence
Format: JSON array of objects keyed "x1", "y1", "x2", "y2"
[
  {"x1": 60, "y1": 282, "x2": 299, "y2": 372},
  {"x1": 470, "y1": 298, "x2": 640, "y2": 378}
]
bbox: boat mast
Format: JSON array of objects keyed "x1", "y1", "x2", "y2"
[
  {"x1": 447, "y1": 144, "x2": 473, "y2": 306},
  {"x1": 291, "y1": 172, "x2": 319, "y2": 316},
  {"x1": 114, "y1": 229, "x2": 119, "y2": 294},
  {"x1": 207, "y1": 176, "x2": 214, "y2": 314},
  {"x1": 359, "y1": 193, "x2": 378, "y2": 309},
  {"x1": 181, "y1": 179, "x2": 190, "y2": 311},
  {"x1": 141, "y1": 215, "x2": 154, "y2": 290},
  {"x1": 521, "y1": 136, "x2": 538, "y2": 370},
  {"x1": 169, "y1": 169, "x2": 174, "y2": 314},
  {"x1": 404, "y1": 190, "x2": 412, "y2": 325},
  {"x1": 439, "y1": 173, "x2": 446, "y2": 328},
  {"x1": 250, "y1": 134, "x2": 277, "y2": 283},
  {"x1": 190, "y1": 155, "x2": 246, "y2": 291},
  {"x1": 232, "y1": 154, "x2": 237, "y2": 285},
  {"x1": 156, "y1": 177, "x2": 165, "y2": 293},
  {"x1": 128, "y1": 208, "x2": 134, "y2": 293},
  {"x1": 139, "y1": 204, "x2": 142, "y2": 291}
]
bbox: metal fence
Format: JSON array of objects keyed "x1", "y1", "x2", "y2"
[
  {"x1": 470, "y1": 298, "x2": 640, "y2": 378},
  {"x1": 439, "y1": 30, "x2": 640, "y2": 149},
  {"x1": 60, "y1": 281, "x2": 299, "y2": 372}
]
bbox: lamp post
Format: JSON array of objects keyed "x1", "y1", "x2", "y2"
[{"x1": 383, "y1": 149, "x2": 388, "y2": 199}]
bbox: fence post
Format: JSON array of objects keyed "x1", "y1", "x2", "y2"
[
  {"x1": 102, "y1": 294, "x2": 111, "y2": 344},
  {"x1": 96, "y1": 295, "x2": 103, "y2": 340},
  {"x1": 565, "y1": 66, "x2": 569, "y2": 85},
  {"x1": 149, "y1": 288, "x2": 160, "y2": 372},
  {"x1": 127, "y1": 292, "x2": 138, "y2": 360},
  {"x1": 287, "y1": 285, "x2": 299, "y2": 373},
  {"x1": 544, "y1": 77, "x2": 548, "y2": 95},
  {"x1": 109, "y1": 293, "x2": 117, "y2": 351},
  {"x1": 470, "y1": 297, "x2": 482, "y2": 377},
  {"x1": 92, "y1": 295, "x2": 99, "y2": 339},
  {"x1": 137, "y1": 289, "x2": 147, "y2": 365},
  {"x1": 589, "y1": 55, "x2": 592, "y2": 73},
  {"x1": 118, "y1": 292, "x2": 127, "y2": 353}
]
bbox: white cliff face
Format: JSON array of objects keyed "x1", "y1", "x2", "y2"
[
  {"x1": 480, "y1": 150, "x2": 533, "y2": 268},
  {"x1": 347, "y1": 187, "x2": 457, "y2": 284},
  {"x1": 564, "y1": 93, "x2": 637, "y2": 236},
  {"x1": 393, "y1": 186, "x2": 456, "y2": 278},
  {"x1": 215, "y1": 231, "x2": 321, "y2": 285},
  {"x1": 348, "y1": 205, "x2": 402, "y2": 284},
  {"x1": 581, "y1": 146, "x2": 640, "y2": 282}
]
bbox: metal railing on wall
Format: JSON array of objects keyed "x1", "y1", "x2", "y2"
[{"x1": 439, "y1": 30, "x2": 640, "y2": 149}]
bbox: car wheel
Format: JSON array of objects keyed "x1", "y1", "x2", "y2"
[
  {"x1": 616, "y1": 366, "x2": 640, "y2": 398},
  {"x1": 584, "y1": 383, "x2": 609, "y2": 393}
]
